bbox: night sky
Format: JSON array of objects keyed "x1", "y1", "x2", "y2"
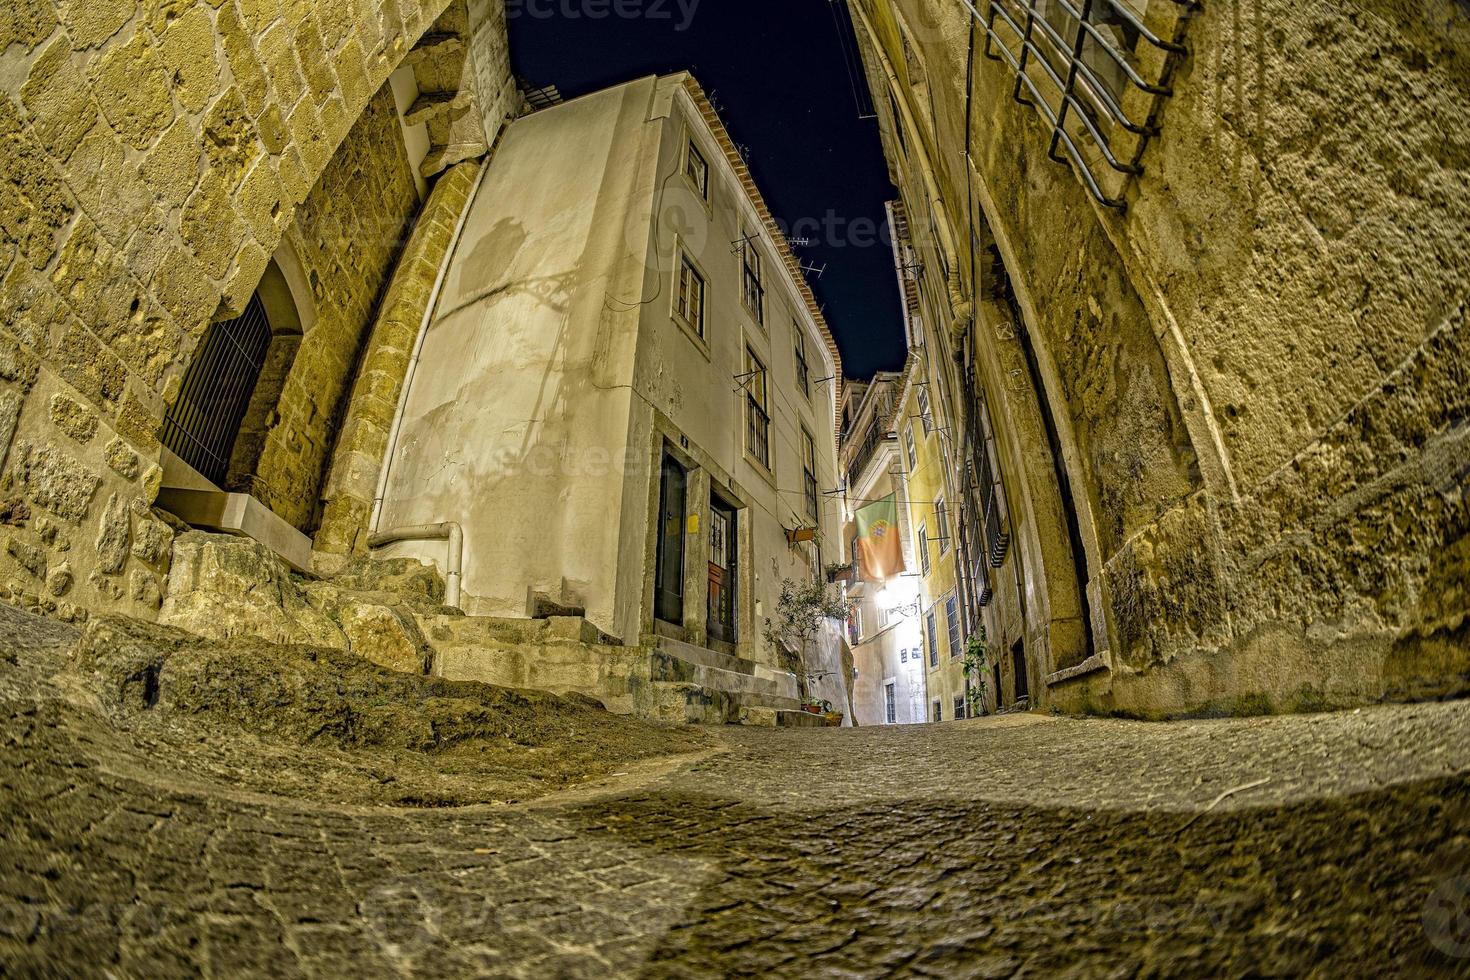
[{"x1": 505, "y1": 0, "x2": 906, "y2": 379}]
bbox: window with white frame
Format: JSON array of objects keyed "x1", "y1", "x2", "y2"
[
  {"x1": 684, "y1": 140, "x2": 709, "y2": 201},
  {"x1": 744, "y1": 344, "x2": 769, "y2": 468},
  {"x1": 917, "y1": 522, "x2": 930, "y2": 577},
  {"x1": 935, "y1": 495, "x2": 949, "y2": 554},
  {"x1": 926, "y1": 609, "x2": 938, "y2": 668},
  {"x1": 801, "y1": 426, "x2": 818, "y2": 521},
  {"x1": 905, "y1": 424, "x2": 917, "y2": 471},
  {"x1": 945, "y1": 595, "x2": 961, "y2": 658},
  {"x1": 916, "y1": 385, "x2": 933, "y2": 436},
  {"x1": 793, "y1": 325, "x2": 810, "y2": 396},
  {"x1": 674, "y1": 251, "x2": 706, "y2": 338},
  {"x1": 741, "y1": 228, "x2": 764, "y2": 324}
]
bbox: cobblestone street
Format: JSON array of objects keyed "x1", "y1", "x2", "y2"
[{"x1": 3, "y1": 605, "x2": 1469, "y2": 977}]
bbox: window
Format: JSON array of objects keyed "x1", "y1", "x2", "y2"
[
  {"x1": 953, "y1": 695, "x2": 966, "y2": 721},
  {"x1": 900, "y1": 647, "x2": 907, "y2": 664},
  {"x1": 674, "y1": 251, "x2": 706, "y2": 338},
  {"x1": 684, "y1": 140, "x2": 709, "y2": 201},
  {"x1": 793, "y1": 326, "x2": 810, "y2": 397},
  {"x1": 926, "y1": 610, "x2": 939, "y2": 668},
  {"x1": 877, "y1": 602, "x2": 891, "y2": 630},
  {"x1": 801, "y1": 426, "x2": 818, "y2": 521},
  {"x1": 932, "y1": 699, "x2": 942, "y2": 722},
  {"x1": 850, "y1": 603, "x2": 863, "y2": 643},
  {"x1": 905, "y1": 425, "x2": 917, "y2": 471},
  {"x1": 884, "y1": 681, "x2": 897, "y2": 724},
  {"x1": 741, "y1": 229, "x2": 764, "y2": 324},
  {"x1": 916, "y1": 386, "x2": 933, "y2": 436},
  {"x1": 945, "y1": 595, "x2": 961, "y2": 658},
  {"x1": 935, "y1": 495, "x2": 949, "y2": 555},
  {"x1": 917, "y1": 522, "x2": 930, "y2": 577},
  {"x1": 743, "y1": 345, "x2": 769, "y2": 468}
]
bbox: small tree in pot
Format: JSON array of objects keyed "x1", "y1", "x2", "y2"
[{"x1": 764, "y1": 577, "x2": 849, "y2": 707}]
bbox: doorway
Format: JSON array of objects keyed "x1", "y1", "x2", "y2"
[
  {"x1": 654, "y1": 451, "x2": 687, "y2": 625},
  {"x1": 707, "y1": 495, "x2": 738, "y2": 644},
  {"x1": 1012, "y1": 638, "x2": 1029, "y2": 704}
]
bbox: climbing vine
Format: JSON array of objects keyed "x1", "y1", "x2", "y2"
[{"x1": 961, "y1": 626, "x2": 989, "y2": 717}]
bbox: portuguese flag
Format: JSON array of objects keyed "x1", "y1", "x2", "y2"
[{"x1": 855, "y1": 493, "x2": 905, "y2": 582}]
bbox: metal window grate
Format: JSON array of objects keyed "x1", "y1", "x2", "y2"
[
  {"x1": 161, "y1": 293, "x2": 272, "y2": 487},
  {"x1": 964, "y1": 0, "x2": 1193, "y2": 209}
]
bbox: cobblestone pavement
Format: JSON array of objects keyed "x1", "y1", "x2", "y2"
[{"x1": 3, "y1": 605, "x2": 1469, "y2": 977}]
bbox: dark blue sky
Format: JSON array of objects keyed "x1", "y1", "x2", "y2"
[{"x1": 505, "y1": 0, "x2": 906, "y2": 378}]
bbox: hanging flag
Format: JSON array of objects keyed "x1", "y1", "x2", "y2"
[{"x1": 854, "y1": 493, "x2": 905, "y2": 582}]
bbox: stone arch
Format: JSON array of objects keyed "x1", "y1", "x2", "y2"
[
  {"x1": 968, "y1": 212, "x2": 1109, "y2": 680},
  {"x1": 0, "y1": 0, "x2": 515, "y2": 619}
]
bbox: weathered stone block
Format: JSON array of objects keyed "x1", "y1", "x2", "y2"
[
  {"x1": 140, "y1": 119, "x2": 205, "y2": 206},
  {"x1": 20, "y1": 37, "x2": 98, "y2": 162},
  {"x1": 95, "y1": 492, "x2": 130, "y2": 575},
  {"x1": 91, "y1": 31, "x2": 175, "y2": 150},
  {"x1": 111, "y1": 395, "x2": 158, "y2": 462},
  {"x1": 155, "y1": 5, "x2": 220, "y2": 114},
  {"x1": 159, "y1": 531, "x2": 348, "y2": 648},
  {"x1": 202, "y1": 87, "x2": 260, "y2": 190},
  {"x1": 57, "y1": 0, "x2": 130, "y2": 49},
  {"x1": 0, "y1": 0, "x2": 57, "y2": 52},
  {"x1": 52, "y1": 320, "x2": 127, "y2": 410},
  {"x1": 10, "y1": 441, "x2": 100, "y2": 523},
  {"x1": 131, "y1": 513, "x2": 173, "y2": 566},
  {"x1": 49, "y1": 392, "x2": 98, "y2": 444}
]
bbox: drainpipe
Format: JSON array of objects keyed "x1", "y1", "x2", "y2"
[
  {"x1": 367, "y1": 522, "x2": 463, "y2": 609},
  {"x1": 369, "y1": 161, "x2": 490, "y2": 533},
  {"x1": 846, "y1": 1, "x2": 972, "y2": 335}
]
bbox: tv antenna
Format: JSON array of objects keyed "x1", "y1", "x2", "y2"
[{"x1": 800, "y1": 260, "x2": 828, "y2": 280}]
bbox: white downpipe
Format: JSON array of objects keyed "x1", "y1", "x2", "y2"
[
  {"x1": 367, "y1": 523, "x2": 464, "y2": 609},
  {"x1": 369, "y1": 161, "x2": 489, "y2": 533}
]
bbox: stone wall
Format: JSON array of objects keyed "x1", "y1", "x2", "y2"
[
  {"x1": 247, "y1": 82, "x2": 420, "y2": 531},
  {"x1": 853, "y1": 0, "x2": 1470, "y2": 715},
  {"x1": 0, "y1": 0, "x2": 517, "y2": 622},
  {"x1": 317, "y1": 159, "x2": 483, "y2": 554}
]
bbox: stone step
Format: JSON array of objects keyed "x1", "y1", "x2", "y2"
[
  {"x1": 402, "y1": 32, "x2": 464, "y2": 67},
  {"x1": 736, "y1": 706, "x2": 842, "y2": 728},
  {"x1": 654, "y1": 636, "x2": 796, "y2": 688},
  {"x1": 649, "y1": 650, "x2": 795, "y2": 701},
  {"x1": 421, "y1": 140, "x2": 488, "y2": 177},
  {"x1": 647, "y1": 682, "x2": 804, "y2": 726},
  {"x1": 404, "y1": 89, "x2": 472, "y2": 126}
]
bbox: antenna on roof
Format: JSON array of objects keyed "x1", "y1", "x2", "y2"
[
  {"x1": 789, "y1": 237, "x2": 817, "y2": 247},
  {"x1": 800, "y1": 261, "x2": 828, "y2": 280}
]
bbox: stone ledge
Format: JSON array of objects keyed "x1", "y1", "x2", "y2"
[{"x1": 1045, "y1": 653, "x2": 1110, "y2": 687}]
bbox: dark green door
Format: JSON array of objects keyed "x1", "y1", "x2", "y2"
[{"x1": 654, "y1": 452, "x2": 687, "y2": 625}]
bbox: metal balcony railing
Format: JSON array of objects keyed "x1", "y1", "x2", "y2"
[{"x1": 962, "y1": 0, "x2": 1194, "y2": 209}]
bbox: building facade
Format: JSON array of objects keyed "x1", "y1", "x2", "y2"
[
  {"x1": 847, "y1": 0, "x2": 1470, "y2": 716},
  {"x1": 0, "y1": 2, "x2": 850, "y2": 723},
  {"x1": 839, "y1": 373, "x2": 928, "y2": 725},
  {"x1": 371, "y1": 72, "x2": 847, "y2": 670}
]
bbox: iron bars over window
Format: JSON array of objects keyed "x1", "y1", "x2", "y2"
[
  {"x1": 161, "y1": 292, "x2": 272, "y2": 487},
  {"x1": 964, "y1": 0, "x2": 1194, "y2": 210}
]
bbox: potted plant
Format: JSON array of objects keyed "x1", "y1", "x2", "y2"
[{"x1": 765, "y1": 577, "x2": 850, "y2": 708}]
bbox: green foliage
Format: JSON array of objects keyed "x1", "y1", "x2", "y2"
[
  {"x1": 764, "y1": 577, "x2": 850, "y2": 649},
  {"x1": 961, "y1": 627, "x2": 989, "y2": 716}
]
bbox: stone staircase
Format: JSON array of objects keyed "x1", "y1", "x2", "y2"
[
  {"x1": 161, "y1": 531, "x2": 833, "y2": 727},
  {"x1": 425, "y1": 619, "x2": 834, "y2": 727}
]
